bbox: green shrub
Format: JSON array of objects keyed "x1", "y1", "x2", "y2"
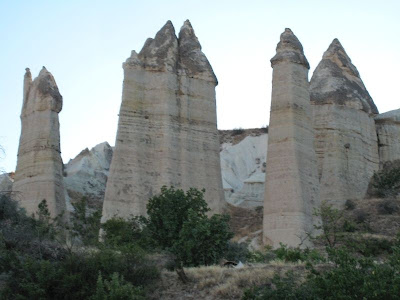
[
  {"x1": 101, "y1": 216, "x2": 152, "y2": 250},
  {"x1": 368, "y1": 160, "x2": 400, "y2": 198},
  {"x1": 91, "y1": 272, "x2": 146, "y2": 300},
  {"x1": 232, "y1": 128, "x2": 245, "y2": 135},
  {"x1": 224, "y1": 241, "x2": 250, "y2": 262},
  {"x1": 243, "y1": 239, "x2": 400, "y2": 300},
  {"x1": 172, "y1": 211, "x2": 233, "y2": 267},
  {"x1": 145, "y1": 186, "x2": 233, "y2": 267},
  {"x1": 70, "y1": 197, "x2": 102, "y2": 246}
]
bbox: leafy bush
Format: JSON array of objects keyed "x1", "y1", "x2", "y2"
[
  {"x1": 145, "y1": 186, "x2": 233, "y2": 267},
  {"x1": 368, "y1": 160, "x2": 400, "y2": 198},
  {"x1": 274, "y1": 244, "x2": 324, "y2": 263},
  {"x1": 232, "y1": 128, "x2": 245, "y2": 136},
  {"x1": 69, "y1": 197, "x2": 102, "y2": 246},
  {"x1": 0, "y1": 194, "x2": 159, "y2": 299},
  {"x1": 101, "y1": 216, "x2": 152, "y2": 250},
  {"x1": 377, "y1": 199, "x2": 399, "y2": 214},
  {"x1": 344, "y1": 199, "x2": 356, "y2": 210},
  {"x1": 224, "y1": 241, "x2": 250, "y2": 262},
  {"x1": 243, "y1": 241, "x2": 400, "y2": 300},
  {"x1": 91, "y1": 272, "x2": 146, "y2": 300}
]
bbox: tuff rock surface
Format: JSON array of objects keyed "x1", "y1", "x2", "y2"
[
  {"x1": 310, "y1": 39, "x2": 379, "y2": 207},
  {"x1": 220, "y1": 134, "x2": 267, "y2": 208},
  {"x1": 0, "y1": 173, "x2": 13, "y2": 193},
  {"x1": 63, "y1": 142, "x2": 113, "y2": 210},
  {"x1": 102, "y1": 20, "x2": 224, "y2": 221},
  {"x1": 12, "y1": 68, "x2": 66, "y2": 217},
  {"x1": 263, "y1": 29, "x2": 321, "y2": 248},
  {"x1": 375, "y1": 109, "x2": 400, "y2": 165}
]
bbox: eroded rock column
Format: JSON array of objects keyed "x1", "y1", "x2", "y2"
[
  {"x1": 310, "y1": 39, "x2": 379, "y2": 207},
  {"x1": 102, "y1": 20, "x2": 224, "y2": 221},
  {"x1": 263, "y1": 29, "x2": 320, "y2": 248},
  {"x1": 375, "y1": 109, "x2": 400, "y2": 166},
  {"x1": 12, "y1": 67, "x2": 66, "y2": 217}
]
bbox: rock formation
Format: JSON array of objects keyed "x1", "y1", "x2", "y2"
[
  {"x1": 375, "y1": 109, "x2": 400, "y2": 165},
  {"x1": 0, "y1": 173, "x2": 13, "y2": 193},
  {"x1": 220, "y1": 134, "x2": 267, "y2": 208},
  {"x1": 102, "y1": 20, "x2": 224, "y2": 221},
  {"x1": 263, "y1": 29, "x2": 320, "y2": 248},
  {"x1": 64, "y1": 142, "x2": 113, "y2": 211},
  {"x1": 310, "y1": 39, "x2": 379, "y2": 207},
  {"x1": 12, "y1": 67, "x2": 66, "y2": 217}
]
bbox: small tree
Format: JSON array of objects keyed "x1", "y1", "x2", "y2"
[{"x1": 145, "y1": 186, "x2": 233, "y2": 269}]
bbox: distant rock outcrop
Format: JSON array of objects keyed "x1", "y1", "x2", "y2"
[
  {"x1": 263, "y1": 29, "x2": 321, "y2": 248},
  {"x1": 64, "y1": 142, "x2": 113, "y2": 210},
  {"x1": 310, "y1": 39, "x2": 379, "y2": 208},
  {"x1": 375, "y1": 109, "x2": 400, "y2": 166},
  {"x1": 220, "y1": 133, "x2": 267, "y2": 208},
  {"x1": 12, "y1": 68, "x2": 66, "y2": 217},
  {"x1": 102, "y1": 20, "x2": 224, "y2": 221},
  {"x1": 0, "y1": 173, "x2": 13, "y2": 193}
]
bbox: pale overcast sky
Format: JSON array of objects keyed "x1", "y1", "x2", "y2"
[{"x1": 0, "y1": 0, "x2": 399, "y2": 172}]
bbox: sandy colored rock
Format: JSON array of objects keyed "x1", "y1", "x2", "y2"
[
  {"x1": 263, "y1": 29, "x2": 321, "y2": 248},
  {"x1": 12, "y1": 67, "x2": 66, "y2": 217},
  {"x1": 64, "y1": 142, "x2": 113, "y2": 210},
  {"x1": 220, "y1": 134, "x2": 267, "y2": 208},
  {"x1": 0, "y1": 173, "x2": 13, "y2": 193},
  {"x1": 375, "y1": 109, "x2": 400, "y2": 166},
  {"x1": 310, "y1": 39, "x2": 379, "y2": 207},
  {"x1": 102, "y1": 20, "x2": 224, "y2": 221}
]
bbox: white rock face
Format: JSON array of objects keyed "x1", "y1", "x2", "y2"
[
  {"x1": 220, "y1": 134, "x2": 267, "y2": 208},
  {"x1": 375, "y1": 109, "x2": 400, "y2": 165},
  {"x1": 64, "y1": 142, "x2": 113, "y2": 209},
  {"x1": 310, "y1": 39, "x2": 379, "y2": 208},
  {"x1": 0, "y1": 173, "x2": 13, "y2": 193},
  {"x1": 102, "y1": 20, "x2": 224, "y2": 221},
  {"x1": 12, "y1": 68, "x2": 66, "y2": 217},
  {"x1": 263, "y1": 29, "x2": 321, "y2": 248}
]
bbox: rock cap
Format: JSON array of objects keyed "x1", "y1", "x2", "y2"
[
  {"x1": 271, "y1": 28, "x2": 310, "y2": 69},
  {"x1": 310, "y1": 39, "x2": 378, "y2": 114}
]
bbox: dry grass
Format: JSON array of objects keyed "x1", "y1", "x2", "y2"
[{"x1": 148, "y1": 263, "x2": 306, "y2": 300}]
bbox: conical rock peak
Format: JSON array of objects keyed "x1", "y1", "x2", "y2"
[{"x1": 310, "y1": 39, "x2": 378, "y2": 114}]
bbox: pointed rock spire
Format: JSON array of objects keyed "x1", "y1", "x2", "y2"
[
  {"x1": 310, "y1": 39, "x2": 378, "y2": 114},
  {"x1": 271, "y1": 28, "x2": 309, "y2": 69},
  {"x1": 135, "y1": 20, "x2": 178, "y2": 72},
  {"x1": 178, "y1": 19, "x2": 217, "y2": 84},
  {"x1": 23, "y1": 68, "x2": 32, "y2": 108}
]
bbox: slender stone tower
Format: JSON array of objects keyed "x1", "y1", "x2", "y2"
[
  {"x1": 310, "y1": 39, "x2": 379, "y2": 207},
  {"x1": 101, "y1": 20, "x2": 224, "y2": 222},
  {"x1": 263, "y1": 29, "x2": 320, "y2": 248},
  {"x1": 12, "y1": 67, "x2": 66, "y2": 217}
]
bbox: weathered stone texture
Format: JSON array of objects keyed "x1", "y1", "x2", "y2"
[
  {"x1": 102, "y1": 20, "x2": 224, "y2": 221},
  {"x1": 64, "y1": 142, "x2": 113, "y2": 211},
  {"x1": 221, "y1": 134, "x2": 267, "y2": 208},
  {"x1": 375, "y1": 109, "x2": 400, "y2": 165},
  {"x1": 263, "y1": 29, "x2": 321, "y2": 248},
  {"x1": 310, "y1": 39, "x2": 379, "y2": 207},
  {"x1": 12, "y1": 67, "x2": 66, "y2": 217}
]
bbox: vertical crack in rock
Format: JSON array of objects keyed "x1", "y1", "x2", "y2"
[
  {"x1": 310, "y1": 39, "x2": 379, "y2": 207},
  {"x1": 102, "y1": 20, "x2": 225, "y2": 221},
  {"x1": 263, "y1": 29, "x2": 321, "y2": 248},
  {"x1": 12, "y1": 67, "x2": 66, "y2": 218}
]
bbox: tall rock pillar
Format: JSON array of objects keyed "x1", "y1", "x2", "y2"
[
  {"x1": 101, "y1": 20, "x2": 224, "y2": 222},
  {"x1": 12, "y1": 67, "x2": 66, "y2": 217},
  {"x1": 310, "y1": 39, "x2": 379, "y2": 207},
  {"x1": 263, "y1": 29, "x2": 320, "y2": 248}
]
